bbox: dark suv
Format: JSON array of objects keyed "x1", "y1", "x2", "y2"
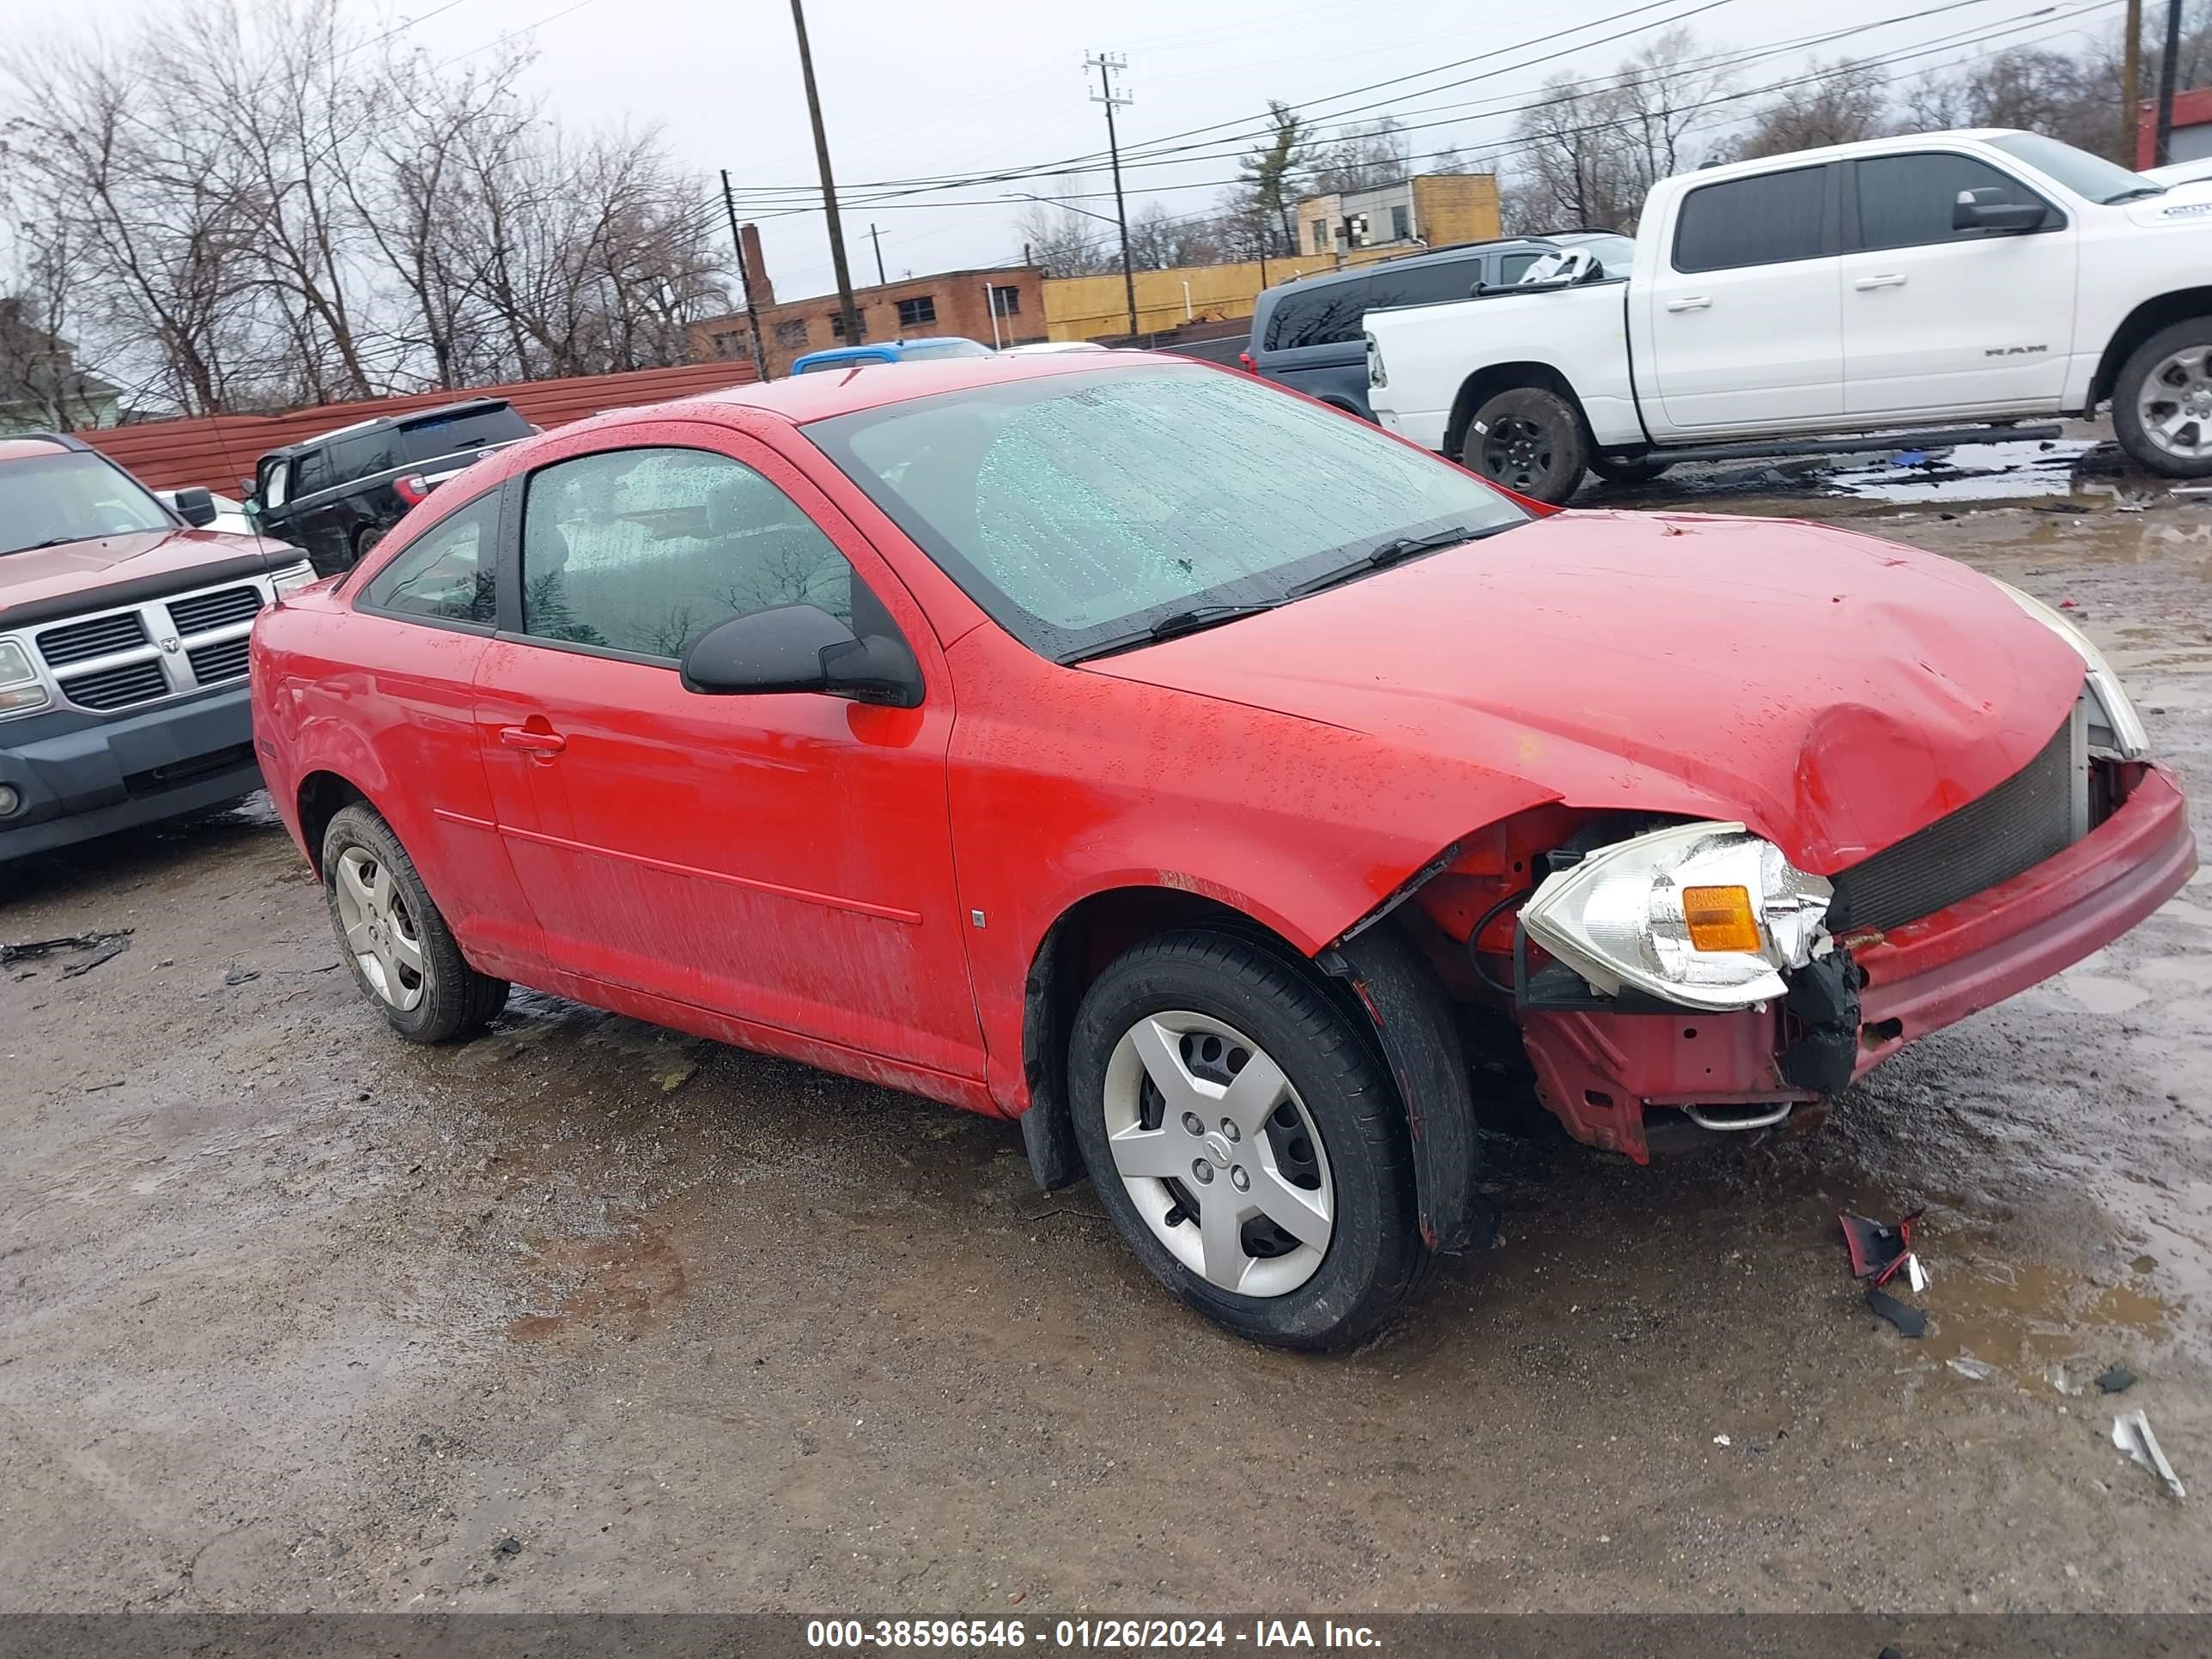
[
  {"x1": 1244, "y1": 232, "x2": 1633, "y2": 421},
  {"x1": 250, "y1": 398, "x2": 535, "y2": 575}
]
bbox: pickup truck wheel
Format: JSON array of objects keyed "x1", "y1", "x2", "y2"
[
  {"x1": 1066, "y1": 931, "x2": 1425, "y2": 1351},
  {"x1": 1462, "y1": 386, "x2": 1589, "y2": 504},
  {"x1": 2115, "y1": 320, "x2": 2212, "y2": 478},
  {"x1": 321, "y1": 803, "x2": 508, "y2": 1042},
  {"x1": 1588, "y1": 455, "x2": 1673, "y2": 486}
]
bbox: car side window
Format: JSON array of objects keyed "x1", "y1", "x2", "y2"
[
  {"x1": 518, "y1": 447, "x2": 857, "y2": 660},
  {"x1": 1497, "y1": 252, "x2": 1541, "y2": 285},
  {"x1": 1672, "y1": 167, "x2": 1828, "y2": 273},
  {"x1": 1263, "y1": 282, "x2": 1371, "y2": 350},
  {"x1": 1364, "y1": 261, "x2": 1485, "y2": 309},
  {"x1": 329, "y1": 432, "x2": 400, "y2": 485},
  {"x1": 293, "y1": 447, "x2": 333, "y2": 497},
  {"x1": 358, "y1": 493, "x2": 498, "y2": 626},
  {"x1": 1856, "y1": 154, "x2": 2054, "y2": 251}
]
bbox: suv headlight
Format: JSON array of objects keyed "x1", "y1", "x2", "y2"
[
  {"x1": 270, "y1": 560, "x2": 317, "y2": 597},
  {"x1": 0, "y1": 640, "x2": 51, "y2": 717},
  {"x1": 1520, "y1": 822, "x2": 1832, "y2": 1011},
  {"x1": 1992, "y1": 579, "x2": 2149, "y2": 760}
]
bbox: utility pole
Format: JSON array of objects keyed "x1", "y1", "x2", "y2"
[
  {"x1": 788, "y1": 0, "x2": 860, "y2": 345},
  {"x1": 719, "y1": 170, "x2": 769, "y2": 382},
  {"x1": 2155, "y1": 0, "x2": 2183, "y2": 167},
  {"x1": 870, "y1": 223, "x2": 887, "y2": 287},
  {"x1": 2124, "y1": 0, "x2": 2143, "y2": 165},
  {"x1": 1086, "y1": 52, "x2": 1139, "y2": 341}
]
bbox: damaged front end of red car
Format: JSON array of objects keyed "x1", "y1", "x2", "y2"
[{"x1": 1382, "y1": 690, "x2": 2195, "y2": 1165}]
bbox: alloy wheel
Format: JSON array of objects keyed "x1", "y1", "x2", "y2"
[
  {"x1": 1099, "y1": 1010, "x2": 1334, "y2": 1297},
  {"x1": 333, "y1": 844, "x2": 427, "y2": 1012},
  {"x1": 2137, "y1": 346, "x2": 2212, "y2": 459},
  {"x1": 1482, "y1": 414, "x2": 1555, "y2": 493}
]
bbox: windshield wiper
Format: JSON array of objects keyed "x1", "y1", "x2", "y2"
[
  {"x1": 3, "y1": 535, "x2": 96, "y2": 556},
  {"x1": 1063, "y1": 601, "x2": 1279, "y2": 664},
  {"x1": 1286, "y1": 522, "x2": 1510, "y2": 599}
]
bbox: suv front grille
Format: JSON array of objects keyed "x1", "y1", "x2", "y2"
[
  {"x1": 1828, "y1": 709, "x2": 2081, "y2": 933},
  {"x1": 60, "y1": 659, "x2": 172, "y2": 712},
  {"x1": 166, "y1": 586, "x2": 262, "y2": 635},
  {"x1": 185, "y1": 636, "x2": 251, "y2": 685},
  {"x1": 37, "y1": 612, "x2": 149, "y2": 668}
]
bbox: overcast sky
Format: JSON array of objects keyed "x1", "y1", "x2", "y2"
[{"x1": 40, "y1": 0, "x2": 2124, "y2": 305}]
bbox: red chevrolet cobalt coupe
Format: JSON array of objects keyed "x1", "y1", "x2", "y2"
[{"x1": 252, "y1": 356, "x2": 2195, "y2": 1348}]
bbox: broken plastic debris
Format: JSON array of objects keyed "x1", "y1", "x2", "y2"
[
  {"x1": 1948, "y1": 1356, "x2": 2000, "y2": 1382},
  {"x1": 2096, "y1": 1364, "x2": 2139, "y2": 1395},
  {"x1": 1905, "y1": 1253, "x2": 1929, "y2": 1294},
  {"x1": 1864, "y1": 1286, "x2": 1925, "y2": 1338},
  {"x1": 2112, "y1": 1410, "x2": 2185, "y2": 1499},
  {"x1": 1712, "y1": 1434, "x2": 1731, "y2": 1447},
  {"x1": 1839, "y1": 1210, "x2": 1920, "y2": 1285}
]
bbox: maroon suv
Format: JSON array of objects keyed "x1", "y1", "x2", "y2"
[{"x1": 0, "y1": 432, "x2": 316, "y2": 860}]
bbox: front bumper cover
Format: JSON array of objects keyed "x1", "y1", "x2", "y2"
[{"x1": 1516, "y1": 763, "x2": 2195, "y2": 1161}]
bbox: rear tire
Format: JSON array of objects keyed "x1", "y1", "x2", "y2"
[
  {"x1": 1066, "y1": 930, "x2": 1426, "y2": 1351},
  {"x1": 351, "y1": 526, "x2": 386, "y2": 567},
  {"x1": 320, "y1": 803, "x2": 507, "y2": 1043},
  {"x1": 1460, "y1": 386, "x2": 1589, "y2": 504},
  {"x1": 2113, "y1": 319, "x2": 2212, "y2": 479}
]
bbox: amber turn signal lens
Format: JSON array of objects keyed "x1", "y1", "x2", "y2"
[{"x1": 1682, "y1": 884, "x2": 1761, "y2": 952}]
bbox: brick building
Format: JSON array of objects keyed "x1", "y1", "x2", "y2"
[{"x1": 690, "y1": 224, "x2": 1047, "y2": 376}]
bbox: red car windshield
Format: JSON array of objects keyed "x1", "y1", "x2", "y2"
[
  {"x1": 2, "y1": 450, "x2": 174, "y2": 556},
  {"x1": 805, "y1": 364, "x2": 1526, "y2": 661}
]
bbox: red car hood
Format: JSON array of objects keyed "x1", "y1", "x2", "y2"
[
  {"x1": 1091, "y1": 510, "x2": 2086, "y2": 874},
  {"x1": 1, "y1": 527, "x2": 293, "y2": 624}
]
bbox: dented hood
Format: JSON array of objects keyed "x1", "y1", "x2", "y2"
[{"x1": 1091, "y1": 510, "x2": 2086, "y2": 874}]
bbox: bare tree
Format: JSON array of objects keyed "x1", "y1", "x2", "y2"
[
  {"x1": 1012, "y1": 188, "x2": 1115, "y2": 277},
  {"x1": 1735, "y1": 59, "x2": 1893, "y2": 159},
  {"x1": 1310, "y1": 117, "x2": 1413, "y2": 194}
]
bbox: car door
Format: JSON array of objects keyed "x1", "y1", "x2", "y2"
[
  {"x1": 343, "y1": 489, "x2": 540, "y2": 971},
  {"x1": 1644, "y1": 163, "x2": 1845, "y2": 434},
  {"x1": 1842, "y1": 150, "x2": 2077, "y2": 417},
  {"x1": 280, "y1": 446, "x2": 357, "y2": 574},
  {"x1": 470, "y1": 424, "x2": 986, "y2": 1081}
]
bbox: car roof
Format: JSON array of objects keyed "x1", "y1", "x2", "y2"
[
  {"x1": 671, "y1": 349, "x2": 1198, "y2": 425},
  {"x1": 1251, "y1": 231, "x2": 1625, "y2": 309},
  {"x1": 0, "y1": 434, "x2": 78, "y2": 464},
  {"x1": 266, "y1": 396, "x2": 515, "y2": 459}
]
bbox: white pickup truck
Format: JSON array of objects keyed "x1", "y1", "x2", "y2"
[{"x1": 1364, "y1": 129, "x2": 2212, "y2": 502}]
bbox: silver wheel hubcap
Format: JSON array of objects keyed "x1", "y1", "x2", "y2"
[
  {"x1": 2138, "y1": 347, "x2": 2212, "y2": 458},
  {"x1": 1102, "y1": 1010, "x2": 1334, "y2": 1297},
  {"x1": 334, "y1": 845, "x2": 426, "y2": 1012}
]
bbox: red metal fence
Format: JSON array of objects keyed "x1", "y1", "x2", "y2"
[{"x1": 78, "y1": 361, "x2": 760, "y2": 493}]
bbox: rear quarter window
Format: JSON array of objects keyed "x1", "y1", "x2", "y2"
[
  {"x1": 401, "y1": 406, "x2": 532, "y2": 463},
  {"x1": 1673, "y1": 167, "x2": 1830, "y2": 273},
  {"x1": 1363, "y1": 258, "x2": 1488, "y2": 311},
  {"x1": 1262, "y1": 281, "x2": 1372, "y2": 351}
]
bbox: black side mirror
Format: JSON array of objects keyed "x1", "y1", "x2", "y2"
[
  {"x1": 1953, "y1": 187, "x2": 2049, "y2": 233},
  {"x1": 681, "y1": 604, "x2": 923, "y2": 708},
  {"x1": 173, "y1": 486, "x2": 218, "y2": 527}
]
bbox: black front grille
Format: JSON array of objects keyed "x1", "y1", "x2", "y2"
[
  {"x1": 166, "y1": 586, "x2": 261, "y2": 635},
  {"x1": 37, "y1": 611, "x2": 149, "y2": 667},
  {"x1": 1829, "y1": 712, "x2": 2079, "y2": 933},
  {"x1": 185, "y1": 635, "x2": 251, "y2": 685},
  {"x1": 60, "y1": 659, "x2": 170, "y2": 712}
]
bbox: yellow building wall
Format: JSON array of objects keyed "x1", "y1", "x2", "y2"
[
  {"x1": 1412, "y1": 174, "x2": 1502, "y2": 247},
  {"x1": 1046, "y1": 252, "x2": 1443, "y2": 341}
]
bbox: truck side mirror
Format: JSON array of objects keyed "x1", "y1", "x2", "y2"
[
  {"x1": 1954, "y1": 188, "x2": 2049, "y2": 233},
  {"x1": 172, "y1": 487, "x2": 218, "y2": 527}
]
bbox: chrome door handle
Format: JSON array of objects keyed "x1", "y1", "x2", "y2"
[
  {"x1": 1665, "y1": 296, "x2": 1711, "y2": 313},
  {"x1": 1854, "y1": 273, "x2": 1908, "y2": 290},
  {"x1": 498, "y1": 726, "x2": 566, "y2": 755}
]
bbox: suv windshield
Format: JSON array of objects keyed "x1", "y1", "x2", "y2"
[
  {"x1": 1987, "y1": 132, "x2": 2162, "y2": 204},
  {"x1": 400, "y1": 404, "x2": 532, "y2": 463},
  {"x1": 2, "y1": 449, "x2": 174, "y2": 556},
  {"x1": 805, "y1": 363, "x2": 1526, "y2": 661}
]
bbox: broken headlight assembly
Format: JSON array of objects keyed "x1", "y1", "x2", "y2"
[
  {"x1": 1992, "y1": 579, "x2": 2150, "y2": 761},
  {"x1": 1519, "y1": 822, "x2": 1833, "y2": 1012}
]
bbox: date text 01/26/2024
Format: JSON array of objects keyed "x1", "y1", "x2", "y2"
[{"x1": 805, "y1": 1620, "x2": 1384, "y2": 1650}]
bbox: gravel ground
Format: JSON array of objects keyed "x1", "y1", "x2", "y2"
[{"x1": 4, "y1": 445, "x2": 2212, "y2": 1616}]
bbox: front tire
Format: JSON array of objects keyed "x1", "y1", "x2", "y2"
[
  {"x1": 2114, "y1": 319, "x2": 2212, "y2": 479},
  {"x1": 1067, "y1": 931, "x2": 1425, "y2": 1350},
  {"x1": 1461, "y1": 385, "x2": 1589, "y2": 504},
  {"x1": 321, "y1": 803, "x2": 507, "y2": 1042}
]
